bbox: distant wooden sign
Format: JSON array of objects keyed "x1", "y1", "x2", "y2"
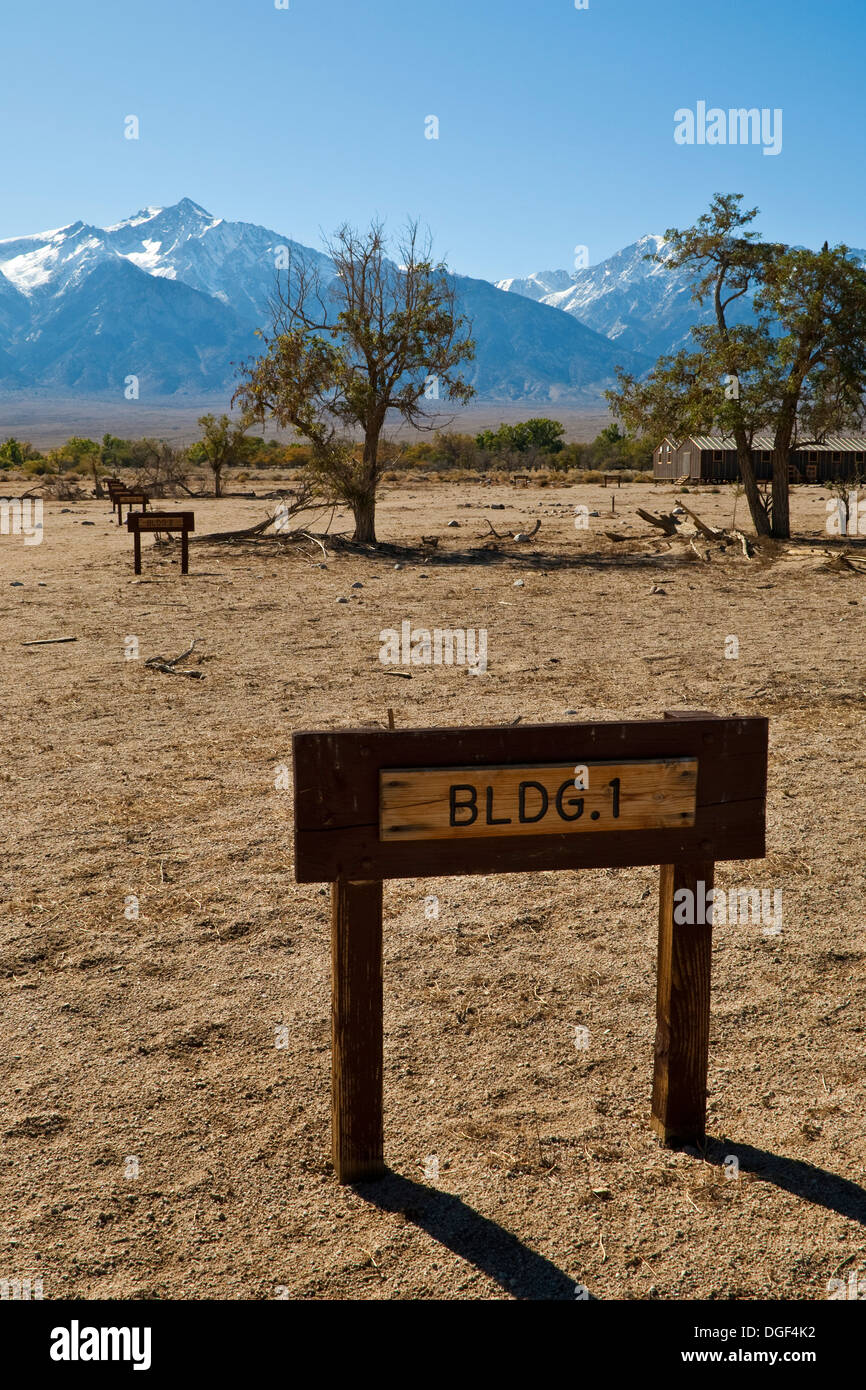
[
  {"x1": 379, "y1": 758, "x2": 697, "y2": 841},
  {"x1": 126, "y1": 510, "x2": 194, "y2": 575},
  {"x1": 115, "y1": 492, "x2": 150, "y2": 526},
  {"x1": 293, "y1": 714, "x2": 769, "y2": 1183},
  {"x1": 106, "y1": 481, "x2": 128, "y2": 512}
]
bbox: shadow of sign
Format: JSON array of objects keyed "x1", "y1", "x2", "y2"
[
  {"x1": 353, "y1": 1170, "x2": 583, "y2": 1300},
  {"x1": 704, "y1": 1138, "x2": 866, "y2": 1226}
]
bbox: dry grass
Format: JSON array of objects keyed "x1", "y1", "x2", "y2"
[{"x1": 0, "y1": 478, "x2": 864, "y2": 1300}]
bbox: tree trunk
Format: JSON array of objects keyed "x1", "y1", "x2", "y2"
[
  {"x1": 771, "y1": 451, "x2": 791, "y2": 539},
  {"x1": 213, "y1": 465, "x2": 222, "y2": 499},
  {"x1": 737, "y1": 441, "x2": 772, "y2": 537},
  {"x1": 352, "y1": 493, "x2": 377, "y2": 543},
  {"x1": 352, "y1": 424, "x2": 381, "y2": 543},
  {"x1": 771, "y1": 403, "x2": 796, "y2": 540}
]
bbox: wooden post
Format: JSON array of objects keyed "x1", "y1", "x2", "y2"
[
  {"x1": 181, "y1": 530, "x2": 189, "y2": 575},
  {"x1": 133, "y1": 530, "x2": 141, "y2": 575},
  {"x1": 331, "y1": 879, "x2": 384, "y2": 1183},
  {"x1": 651, "y1": 860, "x2": 715, "y2": 1145}
]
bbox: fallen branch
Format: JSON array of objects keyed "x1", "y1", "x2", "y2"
[
  {"x1": 819, "y1": 548, "x2": 866, "y2": 573},
  {"x1": 675, "y1": 499, "x2": 726, "y2": 541},
  {"x1": 297, "y1": 530, "x2": 328, "y2": 559},
  {"x1": 636, "y1": 507, "x2": 679, "y2": 536},
  {"x1": 22, "y1": 636, "x2": 77, "y2": 646},
  {"x1": 190, "y1": 517, "x2": 275, "y2": 544},
  {"x1": 144, "y1": 638, "x2": 205, "y2": 679},
  {"x1": 732, "y1": 529, "x2": 754, "y2": 559}
]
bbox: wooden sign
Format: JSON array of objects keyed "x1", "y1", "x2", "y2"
[
  {"x1": 126, "y1": 510, "x2": 194, "y2": 575},
  {"x1": 293, "y1": 714, "x2": 768, "y2": 1183},
  {"x1": 379, "y1": 758, "x2": 697, "y2": 841},
  {"x1": 115, "y1": 491, "x2": 150, "y2": 526},
  {"x1": 107, "y1": 481, "x2": 128, "y2": 512}
]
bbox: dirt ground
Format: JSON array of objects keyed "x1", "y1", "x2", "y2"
[{"x1": 1, "y1": 477, "x2": 864, "y2": 1301}]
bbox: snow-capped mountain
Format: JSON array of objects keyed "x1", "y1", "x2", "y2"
[
  {"x1": 496, "y1": 235, "x2": 755, "y2": 359},
  {"x1": 0, "y1": 199, "x2": 646, "y2": 401}
]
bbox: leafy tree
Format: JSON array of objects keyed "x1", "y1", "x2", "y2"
[
  {"x1": 0, "y1": 437, "x2": 25, "y2": 468},
  {"x1": 606, "y1": 194, "x2": 866, "y2": 539},
  {"x1": 188, "y1": 414, "x2": 254, "y2": 497},
  {"x1": 476, "y1": 418, "x2": 565, "y2": 455},
  {"x1": 234, "y1": 219, "x2": 475, "y2": 543}
]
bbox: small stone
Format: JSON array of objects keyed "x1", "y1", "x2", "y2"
[
  {"x1": 81, "y1": 520, "x2": 95, "y2": 526},
  {"x1": 447, "y1": 520, "x2": 460, "y2": 527},
  {"x1": 10, "y1": 581, "x2": 23, "y2": 587},
  {"x1": 336, "y1": 596, "x2": 348, "y2": 603},
  {"x1": 394, "y1": 563, "x2": 404, "y2": 571},
  {"x1": 513, "y1": 579, "x2": 524, "y2": 587},
  {"x1": 351, "y1": 581, "x2": 363, "y2": 588},
  {"x1": 61, "y1": 508, "x2": 73, "y2": 513},
  {"x1": 564, "y1": 708, "x2": 578, "y2": 715},
  {"x1": 490, "y1": 503, "x2": 505, "y2": 511}
]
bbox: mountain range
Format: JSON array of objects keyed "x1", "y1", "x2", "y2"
[
  {"x1": 497, "y1": 234, "x2": 866, "y2": 360},
  {"x1": 0, "y1": 199, "x2": 648, "y2": 404},
  {"x1": 5, "y1": 200, "x2": 853, "y2": 407},
  {"x1": 497, "y1": 235, "x2": 751, "y2": 360}
]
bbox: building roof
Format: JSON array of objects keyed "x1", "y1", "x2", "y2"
[{"x1": 658, "y1": 433, "x2": 866, "y2": 452}]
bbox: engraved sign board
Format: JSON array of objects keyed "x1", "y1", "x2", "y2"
[
  {"x1": 379, "y1": 758, "x2": 697, "y2": 841},
  {"x1": 130, "y1": 513, "x2": 195, "y2": 533},
  {"x1": 126, "y1": 510, "x2": 194, "y2": 575},
  {"x1": 292, "y1": 715, "x2": 768, "y2": 1183},
  {"x1": 115, "y1": 491, "x2": 150, "y2": 526}
]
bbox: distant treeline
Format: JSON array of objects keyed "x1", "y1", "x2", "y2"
[{"x1": 0, "y1": 418, "x2": 653, "y2": 482}]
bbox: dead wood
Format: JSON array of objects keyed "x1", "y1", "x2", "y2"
[
  {"x1": 636, "y1": 507, "x2": 679, "y2": 536},
  {"x1": 675, "y1": 499, "x2": 727, "y2": 541},
  {"x1": 732, "y1": 529, "x2": 754, "y2": 558},
  {"x1": 819, "y1": 548, "x2": 866, "y2": 573},
  {"x1": 144, "y1": 638, "x2": 205, "y2": 679}
]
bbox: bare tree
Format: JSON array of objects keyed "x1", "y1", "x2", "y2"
[{"x1": 233, "y1": 219, "x2": 475, "y2": 543}]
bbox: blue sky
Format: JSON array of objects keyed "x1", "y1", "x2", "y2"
[{"x1": 1, "y1": 0, "x2": 862, "y2": 279}]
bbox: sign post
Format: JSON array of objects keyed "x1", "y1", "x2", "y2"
[
  {"x1": 293, "y1": 713, "x2": 768, "y2": 1183},
  {"x1": 126, "y1": 511, "x2": 195, "y2": 575},
  {"x1": 115, "y1": 491, "x2": 150, "y2": 526},
  {"x1": 107, "y1": 481, "x2": 127, "y2": 514}
]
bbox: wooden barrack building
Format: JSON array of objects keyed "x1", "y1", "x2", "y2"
[{"x1": 653, "y1": 433, "x2": 866, "y2": 484}]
